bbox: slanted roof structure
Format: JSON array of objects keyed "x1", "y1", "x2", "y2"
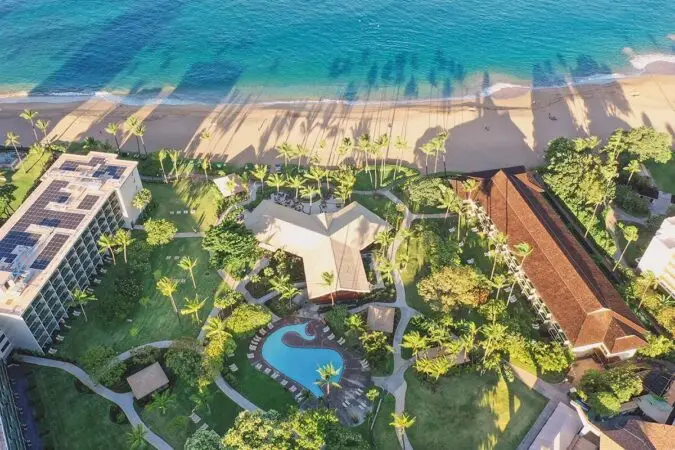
[
  {"x1": 367, "y1": 305, "x2": 395, "y2": 333},
  {"x1": 245, "y1": 200, "x2": 389, "y2": 299},
  {"x1": 126, "y1": 362, "x2": 169, "y2": 400},
  {"x1": 601, "y1": 419, "x2": 675, "y2": 450},
  {"x1": 454, "y1": 167, "x2": 646, "y2": 356},
  {"x1": 528, "y1": 402, "x2": 582, "y2": 450},
  {"x1": 417, "y1": 345, "x2": 469, "y2": 365},
  {"x1": 213, "y1": 174, "x2": 246, "y2": 197}
]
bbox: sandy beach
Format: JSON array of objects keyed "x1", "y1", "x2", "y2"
[{"x1": 1, "y1": 73, "x2": 674, "y2": 173}]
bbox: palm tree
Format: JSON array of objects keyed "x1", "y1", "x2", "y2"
[
  {"x1": 156, "y1": 277, "x2": 179, "y2": 318},
  {"x1": 432, "y1": 130, "x2": 448, "y2": 173},
  {"x1": 135, "y1": 123, "x2": 148, "y2": 157},
  {"x1": 390, "y1": 412, "x2": 416, "y2": 450},
  {"x1": 402, "y1": 331, "x2": 429, "y2": 356},
  {"x1": 36, "y1": 119, "x2": 50, "y2": 141},
  {"x1": 337, "y1": 137, "x2": 353, "y2": 164},
  {"x1": 513, "y1": 242, "x2": 533, "y2": 270},
  {"x1": 321, "y1": 271, "x2": 336, "y2": 306},
  {"x1": 200, "y1": 158, "x2": 211, "y2": 180},
  {"x1": 4, "y1": 132, "x2": 23, "y2": 165},
  {"x1": 178, "y1": 256, "x2": 198, "y2": 289},
  {"x1": 202, "y1": 316, "x2": 229, "y2": 340},
  {"x1": 637, "y1": 270, "x2": 660, "y2": 307},
  {"x1": 489, "y1": 274, "x2": 508, "y2": 305},
  {"x1": 147, "y1": 390, "x2": 175, "y2": 415},
  {"x1": 199, "y1": 129, "x2": 211, "y2": 152},
  {"x1": 375, "y1": 133, "x2": 390, "y2": 187},
  {"x1": 305, "y1": 166, "x2": 325, "y2": 195},
  {"x1": 315, "y1": 362, "x2": 342, "y2": 396},
  {"x1": 19, "y1": 109, "x2": 39, "y2": 143},
  {"x1": 251, "y1": 164, "x2": 268, "y2": 188},
  {"x1": 480, "y1": 322, "x2": 508, "y2": 361},
  {"x1": 624, "y1": 160, "x2": 641, "y2": 183},
  {"x1": 104, "y1": 122, "x2": 121, "y2": 153},
  {"x1": 295, "y1": 144, "x2": 309, "y2": 170},
  {"x1": 286, "y1": 175, "x2": 304, "y2": 199},
  {"x1": 393, "y1": 136, "x2": 408, "y2": 178},
  {"x1": 157, "y1": 148, "x2": 168, "y2": 182},
  {"x1": 69, "y1": 289, "x2": 96, "y2": 322},
  {"x1": 462, "y1": 178, "x2": 480, "y2": 201},
  {"x1": 345, "y1": 314, "x2": 364, "y2": 335},
  {"x1": 82, "y1": 137, "x2": 99, "y2": 153},
  {"x1": 190, "y1": 389, "x2": 214, "y2": 414},
  {"x1": 181, "y1": 294, "x2": 206, "y2": 322},
  {"x1": 300, "y1": 185, "x2": 320, "y2": 213},
  {"x1": 489, "y1": 232, "x2": 508, "y2": 279},
  {"x1": 376, "y1": 257, "x2": 395, "y2": 283},
  {"x1": 419, "y1": 142, "x2": 435, "y2": 175},
  {"x1": 374, "y1": 231, "x2": 394, "y2": 257},
  {"x1": 613, "y1": 225, "x2": 639, "y2": 271},
  {"x1": 114, "y1": 229, "x2": 135, "y2": 264},
  {"x1": 168, "y1": 149, "x2": 180, "y2": 175},
  {"x1": 277, "y1": 142, "x2": 294, "y2": 167},
  {"x1": 268, "y1": 173, "x2": 285, "y2": 193},
  {"x1": 126, "y1": 425, "x2": 148, "y2": 450},
  {"x1": 97, "y1": 233, "x2": 118, "y2": 265},
  {"x1": 125, "y1": 116, "x2": 142, "y2": 158},
  {"x1": 358, "y1": 134, "x2": 374, "y2": 186},
  {"x1": 280, "y1": 284, "x2": 301, "y2": 308}
]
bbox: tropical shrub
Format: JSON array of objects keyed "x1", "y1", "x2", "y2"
[
  {"x1": 144, "y1": 218, "x2": 177, "y2": 246},
  {"x1": 202, "y1": 220, "x2": 261, "y2": 278},
  {"x1": 615, "y1": 185, "x2": 650, "y2": 217},
  {"x1": 224, "y1": 304, "x2": 272, "y2": 336},
  {"x1": 417, "y1": 265, "x2": 489, "y2": 312},
  {"x1": 588, "y1": 391, "x2": 621, "y2": 417},
  {"x1": 165, "y1": 339, "x2": 202, "y2": 386}
]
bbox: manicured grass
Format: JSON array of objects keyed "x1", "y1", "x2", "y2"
[
  {"x1": 1, "y1": 150, "x2": 54, "y2": 218},
  {"x1": 646, "y1": 159, "x2": 675, "y2": 194},
  {"x1": 228, "y1": 338, "x2": 296, "y2": 414},
  {"x1": 29, "y1": 365, "x2": 130, "y2": 449},
  {"x1": 58, "y1": 238, "x2": 226, "y2": 361},
  {"x1": 371, "y1": 394, "x2": 399, "y2": 449},
  {"x1": 146, "y1": 179, "x2": 223, "y2": 231},
  {"x1": 139, "y1": 380, "x2": 241, "y2": 448},
  {"x1": 404, "y1": 370, "x2": 547, "y2": 450}
]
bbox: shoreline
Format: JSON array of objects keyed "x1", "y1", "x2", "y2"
[
  {"x1": 0, "y1": 72, "x2": 674, "y2": 174},
  {"x1": 0, "y1": 55, "x2": 674, "y2": 108}
]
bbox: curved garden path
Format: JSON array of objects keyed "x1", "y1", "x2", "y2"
[{"x1": 16, "y1": 355, "x2": 172, "y2": 450}]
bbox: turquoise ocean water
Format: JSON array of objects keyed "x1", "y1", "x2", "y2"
[{"x1": 0, "y1": 0, "x2": 674, "y2": 104}]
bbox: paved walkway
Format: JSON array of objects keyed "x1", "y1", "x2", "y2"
[
  {"x1": 16, "y1": 355, "x2": 172, "y2": 450},
  {"x1": 115, "y1": 341, "x2": 174, "y2": 362}
]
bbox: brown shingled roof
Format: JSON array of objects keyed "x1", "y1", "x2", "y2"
[
  {"x1": 454, "y1": 167, "x2": 646, "y2": 354},
  {"x1": 602, "y1": 419, "x2": 675, "y2": 450}
]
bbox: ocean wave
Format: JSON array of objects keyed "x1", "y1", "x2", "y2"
[
  {"x1": 627, "y1": 52, "x2": 675, "y2": 71},
  {"x1": 0, "y1": 67, "x2": 668, "y2": 107}
]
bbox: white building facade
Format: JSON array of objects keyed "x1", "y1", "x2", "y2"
[
  {"x1": 0, "y1": 152, "x2": 142, "y2": 357},
  {"x1": 638, "y1": 216, "x2": 675, "y2": 296}
]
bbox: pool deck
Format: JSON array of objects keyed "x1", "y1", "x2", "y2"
[{"x1": 247, "y1": 316, "x2": 373, "y2": 424}]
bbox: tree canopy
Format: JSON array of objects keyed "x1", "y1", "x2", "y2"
[
  {"x1": 417, "y1": 265, "x2": 488, "y2": 311},
  {"x1": 144, "y1": 218, "x2": 177, "y2": 246},
  {"x1": 202, "y1": 220, "x2": 261, "y2": 278}
]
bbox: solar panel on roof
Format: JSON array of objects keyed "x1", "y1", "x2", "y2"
[
  {"x1": 30, "y1": 234, "x2": 69, "y2": 270},
  {"x1": 77, "y1": 194, "x2": 99, "y2": 210}
]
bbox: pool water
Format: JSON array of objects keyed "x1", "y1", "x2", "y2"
[{"x1": 261, "y1": 323, "x2": 344, "y2": 398}]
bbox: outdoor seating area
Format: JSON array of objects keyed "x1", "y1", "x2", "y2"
[
  {"x1": 247, "y1": 317, "x2": 374, "y2": 423},
  {"x1": 270, "y1": 191, "x2": 342, "y2": 214}
]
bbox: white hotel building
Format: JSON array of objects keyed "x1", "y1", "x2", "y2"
[
  {"x1": 638, "y1": 216, "x2": 675, "y2": 297},
  {"x1": 0, "y1": 152, "x2": 142, "y2": 358}
]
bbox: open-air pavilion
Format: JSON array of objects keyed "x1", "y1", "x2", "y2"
[
  {"x1": 244, "y1": 200, "x2": 390, "y2": 302},
  {"x1": 126, "y1": 362, "x2": 170, "y2": 400},
  {"x1": 213, "y1": 174, "x2": 246, "y2": 197}
]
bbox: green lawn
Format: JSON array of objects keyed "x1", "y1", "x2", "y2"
[
  {"x1": 371, "y1": 394, "x2": 399, "y2": 449},
  {"x1": 28, "y1": 365, "x2": 130, "y2": 450},
  {"x1": 404, "y1": 370, "x2": 547, "y2": 450},
  {"x1": 646, "y1": 158, "x2": 675, "y2": 194},
  {"x1": 352, "y1": 193, "x2": 403, "y2": 230},
  {"x1": 58, "y1": 238, "x2": 226, "y2": 361},
  {"x1": 146, "y1": 179, "x2": 223, "y2": 231},
  {"x1": 139, "y1": 380, "x2": 241, "y2": 448},
  {"x1": 2, "y1": 150, "x2": 54, "y2": 218},
  {"x1": 228, "y1": 339, "x2": 296, "y2": 414}
]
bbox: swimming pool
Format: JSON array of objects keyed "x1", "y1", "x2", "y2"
[{"x1": 261, "y1": 322, "x2": 344, "y2": 398}]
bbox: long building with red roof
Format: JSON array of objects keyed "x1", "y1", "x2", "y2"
[{"x1": 454, "y1": 167, "x2": 646, "y2": 361}]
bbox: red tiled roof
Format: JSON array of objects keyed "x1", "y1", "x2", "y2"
[{"x1": 454, "y1": 167, "x2": 646, "y2": 354}]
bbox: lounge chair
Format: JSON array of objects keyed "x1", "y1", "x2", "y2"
[
  {"x1": 272, "y1": 372, "x2": 279, "y2": 379},
  {"x1": 337, "y1": 337, "x2": 346, "y2": 345},
  {"x1": 264, "y1": 368, "x2": 271, "y2": 374},
  {"x1": 247, "y1": 353, "x2": 254, "y2": 359},
  {"x1": 248, "y1": 345, "x2": 257, "y2": 351},
  {"x1": 327, "y1": 333, "x2": 335, "y2": 340},
  {"x1": 255, "y1": 363, "x2": 263, "y2": 370},
  {"x1": 259, "y1": 329, "x2": 267, "y2": 335},
  {"x1": 289, "y1": 386, "x2": 297, "y2": 393},
  {"x1": 281, "y1": 380, "x2": 288, "y2": 386},
  {"x1": 229, "y1": 364, "x2": 238, "y2": 373},
  {"x1": 323, "y1": 326, "x2": 330, "y2": 333}
]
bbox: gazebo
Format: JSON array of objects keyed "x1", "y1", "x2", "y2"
[{"x1": 126, "y1": 362, "x2": 170, "y2": 400}]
